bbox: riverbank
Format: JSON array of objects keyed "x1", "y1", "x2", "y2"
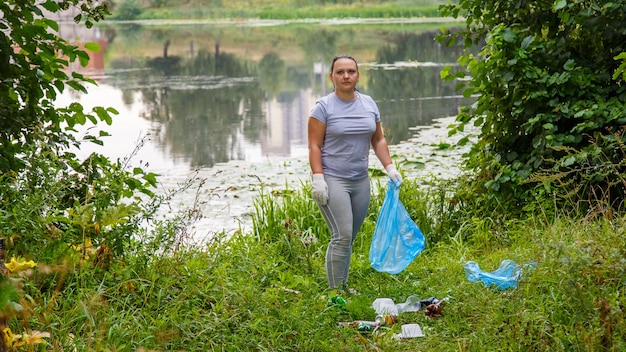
[
  {"x1": 102, "y1": 17, "x2": 462, "y2": 26},
  {"x1": 110, "y1": 0, "x2": 449, "y2": 21}
]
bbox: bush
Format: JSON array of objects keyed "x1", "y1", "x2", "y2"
[{"x1": 438, "y1": 0, "x2": 626, "y2": 217}]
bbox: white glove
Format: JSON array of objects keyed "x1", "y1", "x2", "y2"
[
  {"x1": 386, "y1": 164, "x2": 403, "y2": 186},
  {"x1": 311, "y1": 173, "x2": 329, "y2": 205}
]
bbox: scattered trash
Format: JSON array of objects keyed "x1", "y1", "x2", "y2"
[
  {"x1": 424, "y1": 299, "x2": 444, "y2": 318},
  {"x1": 464, "y1": 259, "x2": 536, "y2": 290},
  {"x1": 338, "y1": 315, "x2": 398, "y2": 332},
  {"x1": 396, "y1": 295, "x2": 441, "y2": 314},
  {"x1": 337, "y1": 320, "x2": 376, "y2": 332},
  {"x1": 393, "y1": 324, "x2": 424, "y2": 339},
  {"x1": 394, "y1": 295, "x2": 422, "y2": 313},
  {"x1": 327, "y1": 296, "x2": 347, "y2": 307},
  {"x1": 372, "y1": 298, "x2": 399, "y2": 315},
  {"x1": 373, "y1": 296, "x2": 446, "y2": 317},
  {"x1": 339, "y1": 295, "x2": 447, "y2": 337},
  {"x1": 356, "y1": 322, "x2": 374, "y2": 332},
  {"x1": 375, "y1": 314, "x2": 399, "y2": 326}
]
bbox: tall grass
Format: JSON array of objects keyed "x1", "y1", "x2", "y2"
[{"x1": 5, "y1": 173, "x2": 626, "y2": 350}]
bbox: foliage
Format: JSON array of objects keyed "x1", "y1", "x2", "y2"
[
  {"x1": 0, "y1": 0, "x2": 160, "y2": 262},
  {"x1": 0, "y1": 0, "x2": 110, "y2": 172},
  {"x1": 437, "y1": 0, "x2": 626, "y2": 216},
  {"x1": 113, "y1": 0, "x2": 143, "y2": 20}
]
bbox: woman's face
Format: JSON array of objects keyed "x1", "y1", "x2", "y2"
[{"x1": 330, "y1": 58, "x2": 359, "y2": 93}]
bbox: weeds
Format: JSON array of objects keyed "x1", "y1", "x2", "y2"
[{"x1": 3, "y1": 172, "x2": 626, "y2": 350}]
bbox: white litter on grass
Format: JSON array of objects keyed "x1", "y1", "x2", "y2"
[
  {"x1": 371, "y1": 298, "x2": 399, "y2": 315},
  {"x1": 393, "y1": 324, "x2": 424, "y2": 339}
]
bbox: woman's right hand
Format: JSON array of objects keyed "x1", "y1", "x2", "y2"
[
  {"x1": 311, "y1": 174, "x2": 329, "y2": 205},
  {"x1": 385, "y1": 164, "x2": 403, "y2": 186}
]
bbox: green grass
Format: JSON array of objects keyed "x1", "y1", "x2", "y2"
[{"x1": 6, "y1": 176, "x2": 626, "y2": 350}]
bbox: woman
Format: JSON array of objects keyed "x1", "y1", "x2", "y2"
[{"x1": 308, "y1": 54, "x2": 402, "y2": 290}]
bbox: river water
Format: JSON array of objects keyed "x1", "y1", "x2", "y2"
[{"x1": 55, "y1": 18, "x2": 476, "y2": 242}]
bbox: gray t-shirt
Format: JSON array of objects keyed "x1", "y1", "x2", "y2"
[{"x1": 310, "y1": 92, "x2": 380, "y2": 180}]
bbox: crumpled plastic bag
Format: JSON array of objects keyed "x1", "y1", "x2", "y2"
[
  {"x1": 464, "y1": 259, "x2": 535, "y2": 290},
  {"x1": 371, "y1": 298, "x2": 398, "y2": 315},
  {"x1": 369, "y1": 180, "x2": 425, "y2": 274}
]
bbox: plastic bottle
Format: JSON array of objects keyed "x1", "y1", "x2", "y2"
[
  {"x1": 396, "y1": 295, "x2": 422, "y2": 314},
  {"x1": 356, "y1": 322, "x2": 374, "y2": 332},
  {"x1": 375, "y1": 314, "x2": 398, "y2": 326}
]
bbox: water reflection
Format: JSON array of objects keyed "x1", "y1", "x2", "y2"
[
  {"x1": 53, "y1": 20, "x2": 482, "y2": 237},
  {"x1": 57, "y1": 20, "x2": 474, "y2": 174}
]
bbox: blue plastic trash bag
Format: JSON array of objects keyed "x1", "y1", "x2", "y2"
[
  {"x1": 369, "y1": 181, "x2": 425, "y2": 274},
  {"x1": 464, "y1": 259, "x2": 530, "y2": 290}
]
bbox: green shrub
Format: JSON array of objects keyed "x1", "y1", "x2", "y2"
[{"x1": 439, "y1": 0, "x2": 626, "y2": 217}]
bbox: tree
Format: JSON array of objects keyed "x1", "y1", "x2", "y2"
[
  {"x1": 0, "y1": 1, "x2": 158, "y2": 260},
  {"x1": 0, "y1": 0, "x2": 112, "y2": 172},
  {"x1": 438, "y1": 0, "x2": 626, "y2": 215}
]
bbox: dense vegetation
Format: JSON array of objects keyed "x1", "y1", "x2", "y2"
[
  {"x1": 439, "y1": 0, "x2": 626, "y2": 217},
  {"x1": 1, "y1": 0, "x2": 626, "y2": 351}
]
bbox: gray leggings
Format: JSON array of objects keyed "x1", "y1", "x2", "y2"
[{"x1": 316, "y1": 175, "x2": 371, "y2": 289}]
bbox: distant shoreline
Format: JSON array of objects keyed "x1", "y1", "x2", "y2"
[{"x1": 95, "y1": 16, "x2": 462, "y2": 27}]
